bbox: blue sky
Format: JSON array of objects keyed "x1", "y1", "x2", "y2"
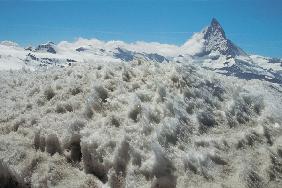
[{"x1": 0, "y1": 0, "x2": 282, "y2": 57}]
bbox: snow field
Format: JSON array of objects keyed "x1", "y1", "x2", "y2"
[{"x1": 0, "y1": 60, "x2": 282, "y2": 188}]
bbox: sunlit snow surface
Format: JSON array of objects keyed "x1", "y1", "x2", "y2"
[{"x1": 1, "y1": 60, "x2": 282, "y2": 188}]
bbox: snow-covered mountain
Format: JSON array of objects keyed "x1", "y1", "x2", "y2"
[
  {"x1": 189, "y1": 18, "x2": 247, "y2": 57},
  {"x1": 1, "y1": 52, "x2": 282, "y2": 188},
  {"x1": 0, "y1": 18, "x2": 281, "y2": 84},
  {"x1": 180, "y1": 19, "x2": 282, "y2": 84}
]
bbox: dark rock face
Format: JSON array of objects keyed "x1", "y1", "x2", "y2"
[
  {"x1": 269, "y1": 58, "x2": 282, "y2": 64},
  {"x1": 203, "y1": 18, "x2": 247, "y2": 57},
  {"x1": 67, "y1": 59, "x2": 77, "y2": 63},
  {"x1": 25, "y1": 46, "x2": 33, "y2": 51},
  {"x1": 219, "y1": 59, "x2": 282, "y2": 84},
  {"x1": 114, "y1": 47, "x2": 134, "y2": 62},
  {"x1": 76, "y1": 47, "x2": 88, "y2": 52},
  {"x1": 114, "y1": 47, "x2": 168, "y2": 63},
  {"x1": 146, "y1": 53, "x2": 168, "y2": 63},
  {"x1": 204, "y1": 18, "x2": 227, "y2": 41},
  {"x1": 27, "y1": 53, "x2": 38, "y2": 61},
  {"x1": 25, "y1": 53, "x2": 65, "y2": 66},
  {"x1": 35, "y1": 42, "x2": 56, "y2": 54}
]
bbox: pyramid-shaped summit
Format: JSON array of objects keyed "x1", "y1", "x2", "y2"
[
  {"x1": 202, "y1": 18, "x2": 247, "y2": 57},
  {"x1": 204, "y1": 18, "x2": 227, "y2": 40}
]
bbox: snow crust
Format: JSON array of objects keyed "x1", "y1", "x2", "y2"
[
  {"x1": 1, "y1": 60, "x2": 282, "y2": 188},
  {"x1": 250, "y1": 55, "x2": 282, "y2": 72}
]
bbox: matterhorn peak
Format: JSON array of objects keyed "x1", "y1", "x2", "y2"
[
  {"x1": 206, "y1": 18, "x2": 226, "y2": 39},
  {"x1": 211, "y1": 18, "x2": 219, "y2": 25},
  {"x1": 182, "y1": 18, "x2": 247, "y2": 57},
  {"x1": 202, "y1": 18, "x2": 246, "y2": 57},
  {"x1": 210, "y1": 18, "x2": 221, "y2": 28}
]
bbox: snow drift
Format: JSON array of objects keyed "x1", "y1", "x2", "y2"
[{"x1": 1, "y1": 59, "x2": 282, "y2": 187}]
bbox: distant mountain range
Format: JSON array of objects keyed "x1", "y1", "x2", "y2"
[{"x1": 0, "y1": 18, "x2": 281, "y2": 84}]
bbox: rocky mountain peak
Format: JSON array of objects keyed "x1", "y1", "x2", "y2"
[
  {"x1": 202, "y1": 18, "x2": 246, "y2": 57},
  {"x1": 35, "y1": 41, "x2": 56, "y2": 54},
  {"x1": 206, "y1": 18, "x2": 226, "y2": 39}
]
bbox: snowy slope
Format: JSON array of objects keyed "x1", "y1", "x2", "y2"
[
  {"x1": 1, "y1": 60, "x2": 282, "y2": 187},
  {"x1": 250, "y1": 55, "x2": 282, "y2": 71},
  {"x1": 0, "y1": 42, "x2": 30, "y2": 70}
]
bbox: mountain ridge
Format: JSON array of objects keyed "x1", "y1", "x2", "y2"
[
  {"x1": 0, "y1": 18, "x2": 281, "y2": 84},
  {"x1": 202, "y1": 18, "x2": 248, "y2": 57}
]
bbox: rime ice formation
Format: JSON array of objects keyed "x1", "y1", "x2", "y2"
[{"x1": 1, "y1": 60, "x2": 282, "y2": 188}]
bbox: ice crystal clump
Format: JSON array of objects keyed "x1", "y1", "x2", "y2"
[{"x1": 0, "y1": 60, "x2": 282, "y2": 187}]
